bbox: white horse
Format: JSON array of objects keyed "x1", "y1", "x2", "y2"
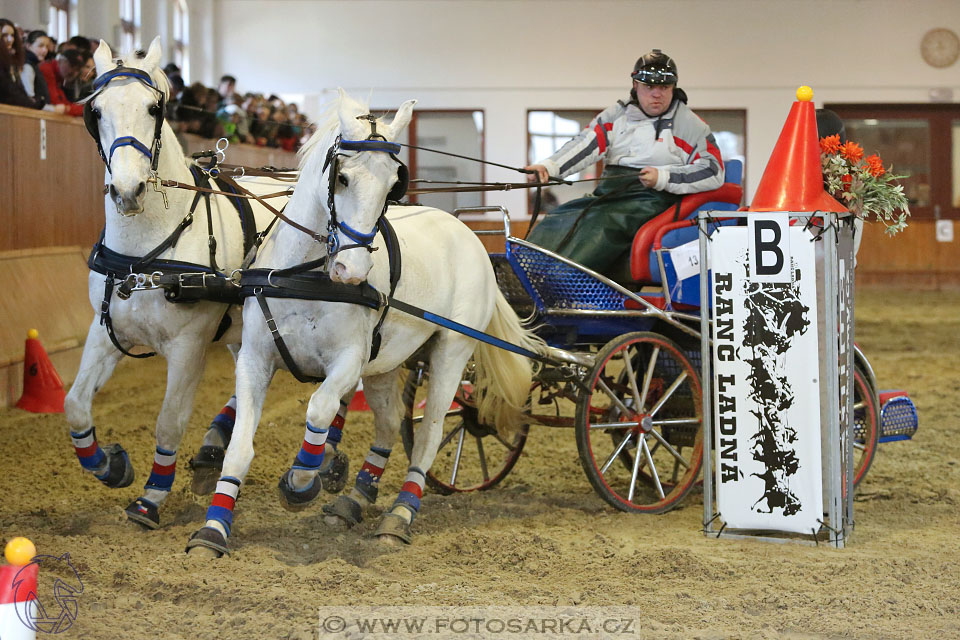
[
  {"x1": 64, "y1": 38, "x2": 311, "y2": 529},
  {"x1": 186, "y1": 91, "x2": 542, "y2": 556}
]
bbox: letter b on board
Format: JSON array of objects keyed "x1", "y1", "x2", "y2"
[{"x1": 748, "y1": 213, "x2": 790, "y2": 283}]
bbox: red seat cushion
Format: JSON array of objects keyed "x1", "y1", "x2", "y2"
[{"x1": 630, "y1": 182, "x2": 743, "y2": 282}]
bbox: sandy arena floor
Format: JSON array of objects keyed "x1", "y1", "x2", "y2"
[{"x1": 1, "y1": 288, "x2": 958, "y2": 639}]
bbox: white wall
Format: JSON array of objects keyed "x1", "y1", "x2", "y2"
[
  {"x1": 209, "y1": 0, "x2": 960, "y2": 215},
  {"x1": 4, "y1": 0, "x2": 959, "y2": 217}
]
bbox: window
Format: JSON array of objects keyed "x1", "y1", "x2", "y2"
[
  {"x1": 48, "y1": 0, "x2": 77, "y2": 42},
  {"x1": 119, "y1": 0, "x2": 141, "y2": 53},
  {"x1": 388, "y1": 110, "x2": 485, "y2": 214},
  {"x1": 172, "y1": 0, "x2": 190, "y2": 82},
  {"x1": 826, "y1": 104, "x2": 960, "y2": 219},
  {"x1": 527, "y1": 109, "x2": 602, "y2": 215}
]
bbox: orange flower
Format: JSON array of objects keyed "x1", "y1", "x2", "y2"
[
  {"x1": 820, "y1": 134, "x2": 841, "y2": 155},
  {"x1": 840, "y1": 141, "x2": 864, "y2": 163},
  {"x1": 865, "y1": 154, "x2": 885, "y2": 177}
]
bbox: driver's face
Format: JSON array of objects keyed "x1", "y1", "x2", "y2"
[{"x1": 634, "y1": 81, "x2": 674, "y2": 117}]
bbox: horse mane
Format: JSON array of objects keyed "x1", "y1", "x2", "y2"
[{"x1": 297, "y1": 91, "x2": 371, "y2": 172}]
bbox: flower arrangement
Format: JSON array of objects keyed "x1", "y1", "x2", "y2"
[{"x1": 820, "y1": 135, "x2": 910, "y2": 234}]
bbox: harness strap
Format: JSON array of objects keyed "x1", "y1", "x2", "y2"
[
  {"x1": 99, "y1": 274, "x2": 157, "y2": 359},
  {"x1": 368, "y1": 216, "x2": 401, "y2": 360},
  {"x1": 254, "y1": 291, "x2": 323, "y2": 384}
]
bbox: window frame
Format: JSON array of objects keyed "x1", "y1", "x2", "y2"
[{"x1": 825, "y1": 103, "x2": 960, "y2": 220}]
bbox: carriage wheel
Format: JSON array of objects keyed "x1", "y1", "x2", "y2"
[
  {"x1": 851, "y1": 364, "x2": 879, "y2": 488},
  {"x1": 400, "y1": 365, "x2": 528, "y2": 495},
  {"x1": 575, "y1": 332, "x2": 703, "y2": 514}
]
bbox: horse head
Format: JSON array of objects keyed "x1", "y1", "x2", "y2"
[
  {"x1": 327, "y1": 90, "x2": 416, "y2": 284},
  {"x1": 87, "y1": 37, "x2": 168, "y2": 215}
]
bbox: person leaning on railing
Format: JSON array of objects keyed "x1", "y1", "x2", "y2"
[
  {"x1": 0, "y1": 18, "x2": 44, "y2": 109},
  {"x1": 37, "y1": 49, "x2": 90, "y2": 116},
  {"x1": 524, "y1": 49, "x2": 724, "y2": 276}
]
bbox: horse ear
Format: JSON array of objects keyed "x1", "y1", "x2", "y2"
[
  {"x1": 337, "y1": 88, "x2": 368, "y2": 139},
  {"x1": 143, "y1": 36, "x2": 162, "y2": 71},
  {"x1": 93, "y1": 39, "x2": 113, "y2": 76},
  {"x1": 388, "y1": 99, "x2": 417, "y2": 139}
]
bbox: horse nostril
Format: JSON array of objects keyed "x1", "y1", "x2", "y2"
[
  {"x1": 109, "y1": 184, "x2": 119, "y2": 199},
  {"x1": 136, "y1": 182, "x2": 146, "y2": 198}
]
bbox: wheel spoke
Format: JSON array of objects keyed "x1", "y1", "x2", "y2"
[
  {"x1": 600, "y1": 431, "x2": 633, "y2": 475},
  {"x1": 853, "y1": 441, "x2": 866, "y2": 452},
  {"x1": 622, "y1": 346, "x2": 643, "y2": 412},
  {"x1": 651, "y1": 417, "x2": 700, "y2": 427},
  {"x1": 595, "y1": 377, "x2": 635, "y2": 420},
  {"x1": 647, "y1": 428, "x2": 691, "y2": 468},
  {"x1": 590, "y1": 420, "x2": 640, "y2": 430},
  {"x1": 627, "y1": 431, "x2": 645, "y2": 502},
  {"x1": 641, "y1": 438, "x2": 665, "y2": 499},
  {"x1": 449, "y1": 427, "x2": 466, "y2": 485},
  {"x1": 639, "y1": 345, "x2": 660, "y2": 411},
  {"x1": 648, "y1": 371, "x2": 689, "y2": 418},
  {"x1": 438, "y1": 424, "x2": 463, "y2": 451},
  {"x1": 476, "y1": 436, "x2": 490, "y2": 481}
]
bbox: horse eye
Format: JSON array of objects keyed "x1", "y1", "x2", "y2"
[
  {"x1": 94, "y1": 108, "x2": 102, "y2": 119},
  {"x1": 148, "y1": 104, "x2": 161, "y2": 116},
  {"x1": 338, "y1": 174, "x2": 349, "y2": 188}
]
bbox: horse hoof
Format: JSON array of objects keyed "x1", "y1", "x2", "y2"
[
  {"x1": 124, "y1": 498, "x2": 160, "y2": 530},
  {"x1": 185, "y1": 526, "x2": 229, "y2": 557},
  {"x1": 188, "y1": 445, "x2": 225, "y2": 495},
  {"x1": 277, "y1": 470, "x2": 322, "y2": 512},
  {"x1": 97, "y1": 444, "x2": 135, "y2": 489},
  {"x1": 373, "y1": 513, "x2": 413, "y2": 545},
  {"x1": 321, "y1": 495, "x2": 363, "y2": 527},
  {"x1": 318, "y1": 450, "x2": 350, "y2": 494}
]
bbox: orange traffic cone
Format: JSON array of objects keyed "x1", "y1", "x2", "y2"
[
  {"x1": 15, "y1": 330, "x2": 65, "y2": 414},
  {"x1": 347, "y1": 380, "x2": 371, "y2": 412},
  {"x1": 1, "y1": 537, "x2": 38, "y2": 640},
  {"x1": 749, "y1": 86, "x2": 847, "y2": 213}
]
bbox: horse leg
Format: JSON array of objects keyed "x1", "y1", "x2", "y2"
[
  {"x1": 375, "y1": 342, "x2": 473, "y2": 545},
  {"x1": 322, "y1": 371, "x2": 400, "y2": 528},
  {"x1": 186, "y1": 341, "x2": 276, "y2": 557},
  {"x1": 64, "y1": 318, "x2": 134, "y2": 489},
  {"x1": 278, "y1": 358, "x2": 363, "y2": 511},
  {"x1": 125, "y1": 337, "x2": 208, "y2": 530},
  {"x1": 189, "y1": 344, "x2": 241, "y2": 495},
  {"x1": 315, "y1": 386, "x2": 355, "y2": 494}
]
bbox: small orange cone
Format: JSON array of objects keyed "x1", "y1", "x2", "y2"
[
  {"x1": 347, "y1": 380, "x2": 371, "y2": 412},
  {"x1": 15, "y1": 330, "x2": 65, "y2": 414},
  {"x1": 749, "y1": 86, "x2": 847, "y2": 213}
]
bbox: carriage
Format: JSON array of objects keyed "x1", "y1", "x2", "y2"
[{"x1": 398, "y1": 158, "x2": 918, "y2": 514}]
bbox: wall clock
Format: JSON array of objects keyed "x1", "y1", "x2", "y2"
[{"x1": 921, "y1": 28, "x2": 960, "y2": 68}]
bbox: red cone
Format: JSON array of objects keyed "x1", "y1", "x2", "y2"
[
  {"x1": 749, "y1": 86, "x2": 847, "y2": 213},
  {"x1": 15, "y1": 330, "x2": 65, "y2": 414},
  {"x1": 0, "y1": 561, "x2": 38, "y2": 640}
]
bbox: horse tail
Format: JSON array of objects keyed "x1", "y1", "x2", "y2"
[{"x1": 472, "y1": 289, "x2": 545, "y2": 440}]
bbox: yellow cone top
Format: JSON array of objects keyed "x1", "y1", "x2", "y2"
[
  {"x1": 4, "y1": 537, "x2": 36, "y2": 566},
  {"x1": 796, "y1": 86, "x2": 813, "y2": 102},
  {"x1": 27, "y1": 329, "x2": 39, "y2": 340}
]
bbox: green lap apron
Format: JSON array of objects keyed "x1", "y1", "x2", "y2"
[{"x1": 525, "y1": 165, "x2": 680, "y2": 276}]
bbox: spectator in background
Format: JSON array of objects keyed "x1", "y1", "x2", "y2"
[
  {"x1": 38, "y1": 49, "x2": 88, "y2": 116},
  {"x1": 22, "y1": 30, "x2": 53, "y2": 106},
  {"x1": 0, "y1": 18, "x2": 42, "y2": 109},
  {"x1": 64, "y1": 49, "x2": 95, "y2": 101},
  {"x1": 217, "y1": 74, "x2": 235, "y2": 107}
]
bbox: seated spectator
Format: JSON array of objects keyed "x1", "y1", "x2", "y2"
[
  {"x1": 217, "y1": 74, "x2": 236, "y2": 107},
  {"x1": 0, "y1": 18, "x2": 42, "y2": 109},
  {"x1": 38, "y1": 49, "x2": 88, "y2": 116},
  {"x1": 21, "y1": 30, "x2": 53, "y2": 107}
]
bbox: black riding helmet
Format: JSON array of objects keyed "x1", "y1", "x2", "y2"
[{"x1": 631, "y1": 49, "x2": 678, "y2": 86}]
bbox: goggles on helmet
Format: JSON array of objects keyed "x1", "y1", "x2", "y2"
[{"x1": 631, "y1": 67, "x2": 677, "y2": 86}]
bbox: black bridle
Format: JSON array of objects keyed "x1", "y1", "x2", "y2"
[
  {"x1": 320, "y1": 114, "x2": 408, "y2": 258},
  {"x1": 84, "y1": 66, "x2": 165, "y2": 174}
]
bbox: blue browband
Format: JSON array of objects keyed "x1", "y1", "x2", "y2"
[
  {"x1": 92, "y1": 68, "x2": 156, "y2": 92},
  {"x1": 340, "y1": 139, "x2": 401, "y2": 155}
]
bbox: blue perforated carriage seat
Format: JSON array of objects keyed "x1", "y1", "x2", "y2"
[{"x1": 629, "y1": 158, "x2": 743, "y2": 284}]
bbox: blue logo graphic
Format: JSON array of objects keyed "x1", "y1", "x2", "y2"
[{"x1": 12, "y1": 553, "x2": 83, "y2": 634}]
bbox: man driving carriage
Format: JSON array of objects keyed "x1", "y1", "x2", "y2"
[{"x1": 525, "y1": 49, "x2": 724, "y2": 278}]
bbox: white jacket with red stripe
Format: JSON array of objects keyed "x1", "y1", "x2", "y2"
[{"x1": 538, "y1": 98, "x2": 725, "y2": 195}]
